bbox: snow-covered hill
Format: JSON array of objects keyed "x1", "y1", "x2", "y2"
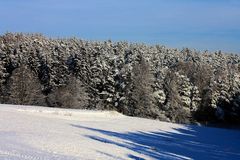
[{"x1": 0, "y1": 104, "x2": 239, "y2": 160}]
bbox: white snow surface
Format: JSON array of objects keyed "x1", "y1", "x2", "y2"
[{"x1": 0, "y1": 104, "x2": 239, "y2": 160}]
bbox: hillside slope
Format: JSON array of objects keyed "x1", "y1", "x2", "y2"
[{"x1": 0, "y1": 104, "x2": 239, "y2": 160}]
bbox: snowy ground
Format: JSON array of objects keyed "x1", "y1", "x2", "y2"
[{"x1": 0, "y1": 104, "x2": 239, "y2": 160}]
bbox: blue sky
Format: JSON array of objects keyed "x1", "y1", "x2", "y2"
[{"x1": 0, "y1": 0, "x2": 240, "y2": 53}]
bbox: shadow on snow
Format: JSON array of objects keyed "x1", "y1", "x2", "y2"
[{"x1": 71, "y1": 124, "x2": 240, "y2": 160}]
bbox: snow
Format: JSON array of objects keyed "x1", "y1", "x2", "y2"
[{"x1": 0, "y1": 104, "x2": 239, "y2": 160}]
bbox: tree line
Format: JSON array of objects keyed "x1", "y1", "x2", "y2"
[{"x1": 0, "y1": 33, "x2": 240, "y2": 125}]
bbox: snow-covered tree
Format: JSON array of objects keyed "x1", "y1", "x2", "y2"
[
  {"x1": 47, "y1": 76, "x2": 89, "y2": 108},
  {"x1": 8, "y1": 64, "x2": 45, "y2": 106},
  {"x1": 1, "y1": 33, "x2": 240, "y2": 124},
  {"x1": 131, "y1": 55, "x2": 159, "y2": 118}
]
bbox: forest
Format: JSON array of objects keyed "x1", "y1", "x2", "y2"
[{"x1": 0, "y1": 33, "x2": 240, "y2": 125}]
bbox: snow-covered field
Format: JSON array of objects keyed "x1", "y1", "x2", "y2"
[{"x1": 0, "y1": 104, "x2": 239, "y2": 160}]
